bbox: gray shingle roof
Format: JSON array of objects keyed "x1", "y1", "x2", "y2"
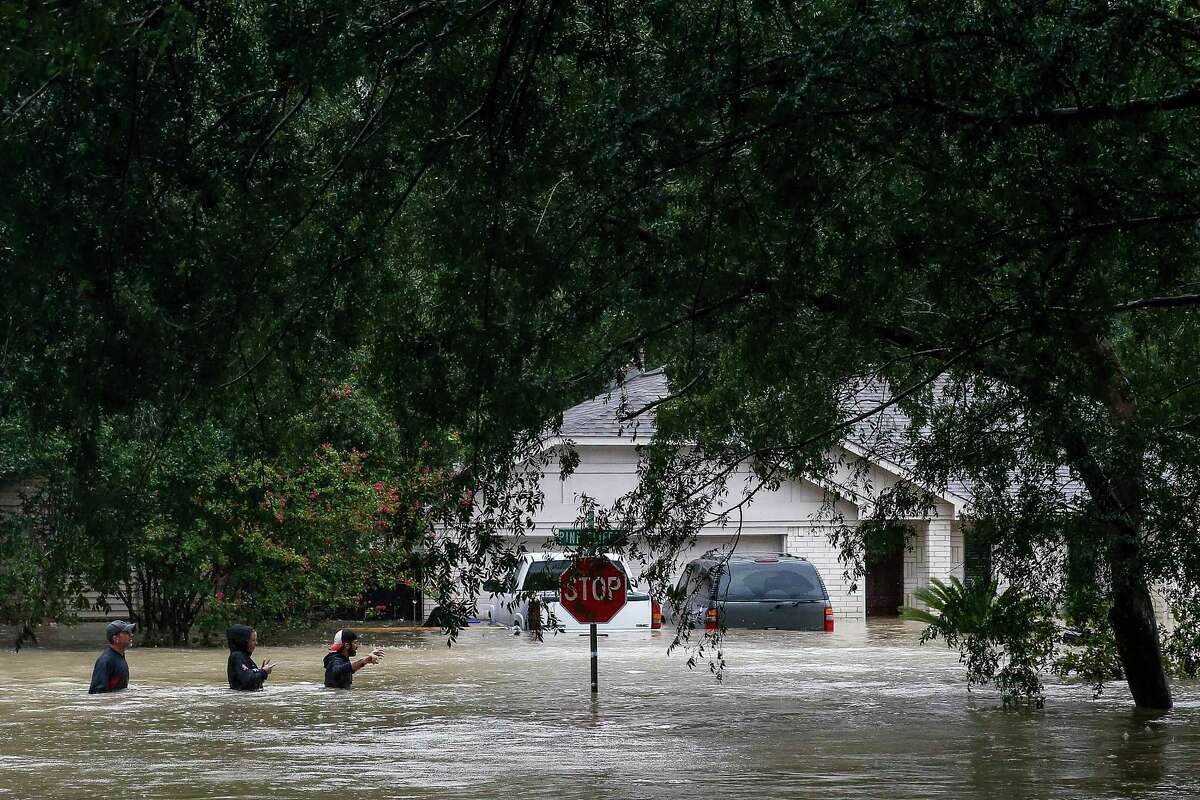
[
  {"x1": 555, "y1": 369, "x2": 1084, "y2": 508},
  {"x1": 557, "y1": 368, "x2": 668, "y2": 441},
  {"x1": 841, "y1": 376, "x2": 975, "y2": 501},
  {"x1": 843, "y1": 377, "x2": 1085, "y2": 505}
]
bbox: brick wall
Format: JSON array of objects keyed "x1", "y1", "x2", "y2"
[
  {"x1": 903, "y1": 521, "x2": 929, "y2": 610},
  {"x1": 786, "y1": 524, "x2": 865, "y2": 620}
]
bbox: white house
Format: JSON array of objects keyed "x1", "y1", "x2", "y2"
[{"x1": 462, "y1": 368, "x2": 979, "y2": 622}]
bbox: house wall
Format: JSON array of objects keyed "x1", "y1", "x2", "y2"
[
  {"x1": 1, "y1": 481, "x2": 129, "y2": 622},
  {"x1": 1151, "y1": 587, "x2": 1176, "y2": 634},
  {"x1": 787, "y1": 523, "x2": 865, "y2": 620},
  {"x1": 447, "y1": 443, "x2": 969, "y2": 624}
]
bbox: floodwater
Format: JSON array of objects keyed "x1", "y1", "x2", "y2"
[{"x1": 0, "y1": 621, "x2": 1197, "y2": 800}]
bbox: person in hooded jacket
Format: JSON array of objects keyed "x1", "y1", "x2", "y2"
[
  {"x1": 323, "y1": 628, "x2": 383, "y2": 689},
  {"x1": 227, "y1": 624, "x2": 274, "y2": 690}
]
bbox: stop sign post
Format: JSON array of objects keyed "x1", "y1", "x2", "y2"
[{"x1": 560, "y1": 558, "x2": 628, "y2": 696}]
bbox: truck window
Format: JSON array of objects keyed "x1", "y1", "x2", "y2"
[
  {"x1": 520, "y1": 560, "x2": 573, "y2": 591},
  {"x1": 520, "y1": 559, "x2": 629, "y2": 592}
]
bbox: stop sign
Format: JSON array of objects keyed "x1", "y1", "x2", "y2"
[{"x1": 559, "y1": 558, "x2": 628, "y2": 624}]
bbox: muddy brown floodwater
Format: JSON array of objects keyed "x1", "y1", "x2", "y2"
[{"x1": 0, "y1": 620, "x2": 1197, "y2": 799}]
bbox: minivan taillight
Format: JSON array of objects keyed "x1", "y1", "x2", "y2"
[
  {"x1": 705, "y1": 607, "x2": 719, "y2": 632},
  {"x1": 651, "y1": 599, "x2": 663, "y2": 630},
  {"x1": 823, "y1": 604, "x2": 834, "y2": 633}
]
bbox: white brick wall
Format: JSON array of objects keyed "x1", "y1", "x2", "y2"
[
  {"x1": 950, "y1": 521, "x2": 964, "y2": 581},
  {"x1": 786, "y1": 524, "x2": 865, "y2": 621},
  {"x1": 927, "y1": 518, "x2": 954, "y2": 583},
  {"x1": 903, "y1": 521, "x2": 929, "y2": 609},
  {"x1": 1151, "y1": 585, "x2": 1176, "y2": 633},
  {"x1": 903, "y1": 518, "x2": 960, "y2": 610}
]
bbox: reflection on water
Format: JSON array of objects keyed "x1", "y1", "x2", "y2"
[{"x1": 0, "y1": 620, "x2": 1196, "y2": 799}]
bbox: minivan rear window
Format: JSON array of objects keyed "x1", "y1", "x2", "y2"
[{"x1": 716, "y1": 561, "x2": 825, "y2": 601}]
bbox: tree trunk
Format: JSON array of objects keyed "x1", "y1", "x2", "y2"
[
  {"x1": 1107, "y1": 532, "x2": 1172, "y2": 710},
  {"x1": 1065, "y1": 333, "x2": 1173, "y2": 711},
  {"x1": 1051, "y1": 335, "x2": 1171, "y2": 710}
]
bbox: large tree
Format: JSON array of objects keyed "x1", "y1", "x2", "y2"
[{"x1": 4, "y1": 1, "x2": 1200, "y2": 708}]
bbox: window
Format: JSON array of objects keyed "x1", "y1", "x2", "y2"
[
  {"x1": 715, "y1": 562, "x2": 826, "y2": 601},
  {"x1": 963, "y1": 530, "x2": 993, "y2": 586},
  {"x1": 520, "y1": 560, "x2": 573, "y2": 591}
]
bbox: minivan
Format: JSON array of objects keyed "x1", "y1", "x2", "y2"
[{"x1": 665, "y1": 553, "x2": 834, "y2": 632}]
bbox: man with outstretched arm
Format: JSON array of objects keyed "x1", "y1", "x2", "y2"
[
  {"x1": 88, "y1": 620, "x2": 136, "y2": 694},
  {"x1": 227, "y1": 624, "x2": 274, "y2": 690},
  {"x1": 323, "y1": 628, "x2": 383, "y2": 689}
]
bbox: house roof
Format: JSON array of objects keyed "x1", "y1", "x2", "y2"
[
  {"x1": 555, "y1": 368, "x2": 1084, "y2": 511},
  {"x1": 843, "y1": 377, "x2": 1085, "y2": 506},
  {"x1": 557, "y1": 367, "x2": 669, "y2": 441},
  {"x1": 841, "y1": 376, "x2": 975, "y2": 502}
]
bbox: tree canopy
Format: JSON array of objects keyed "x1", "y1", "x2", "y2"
[{"x1": 4, "y1": 1, "x2": 1200, "y2": 708}]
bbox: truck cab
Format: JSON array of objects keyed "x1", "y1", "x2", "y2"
[{"x1": 483, "y1": 552, "x2": 662, "y2": 632}]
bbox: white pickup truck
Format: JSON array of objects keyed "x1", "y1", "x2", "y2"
[{"x1": 482, "y1": 552, "x2": 662, "y2": 632}]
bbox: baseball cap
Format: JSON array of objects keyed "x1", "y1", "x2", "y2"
[
  {"x1": 329, "y1": 628, "x2": 359, "y2": 652},
  {"x1": 105, "y1": 620, "x2": 137, "y2": 640}
]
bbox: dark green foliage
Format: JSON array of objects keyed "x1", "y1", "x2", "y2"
[{"x1": 2, "y1": 2, "x2": 1199, "y2": 708}]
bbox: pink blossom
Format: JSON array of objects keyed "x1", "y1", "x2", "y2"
[{"x1": 215, "y1": 591, "x2": 225, "y2": 602}]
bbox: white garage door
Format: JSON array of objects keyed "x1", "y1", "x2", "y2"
[{"x1": 654, "y1": 533, "x2": 787, "y2": 585}]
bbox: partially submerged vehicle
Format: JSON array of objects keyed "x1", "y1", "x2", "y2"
[
  {"x1": 482, "y1": 552, "x2": 662, "y2": 632},
  {"x1": 665, "y1": 553, "x2": 835, "y2": 632}
]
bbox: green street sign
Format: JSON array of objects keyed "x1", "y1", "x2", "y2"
[{"x1": 556, "y1": 527, "x2": 627, "y2": 548}]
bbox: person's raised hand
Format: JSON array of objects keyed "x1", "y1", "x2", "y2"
[
  {"x1": 368, "y1": 648, "x2": 385, "y2": 665},
  {"x1": 261, "y1": 659, "x2": 275, "y2": 674}
]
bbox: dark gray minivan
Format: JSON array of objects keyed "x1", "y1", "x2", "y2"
[{"x1": 666, "y1": 554, "x2": 834, "y2": 632}]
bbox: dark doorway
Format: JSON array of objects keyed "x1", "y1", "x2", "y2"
[{"x1": 866, "y1": 544, "x2": 905, "y2": 617}]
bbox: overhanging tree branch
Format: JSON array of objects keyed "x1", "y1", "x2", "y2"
[{"x1": 1115, "y1": 294, "x2": 1200, "y2": 312}]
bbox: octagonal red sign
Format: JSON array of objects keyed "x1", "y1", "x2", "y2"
[{"x1": 559, "y1": 558, "x2": 628, "y2": 624}]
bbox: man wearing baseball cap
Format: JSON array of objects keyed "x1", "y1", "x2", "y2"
[
  {"x1": 88, "y1": 620, "x2": 136, "y2": 694},
  {"x1": 323, "y1": 628, "x2": 384, "y2": 689}
]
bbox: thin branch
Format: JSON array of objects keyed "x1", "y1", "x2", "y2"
[
  {"x1": 189, "y1": 89, "x2": 274, "y2": 148},
  {"x1": 896, "y1": 83, "x2": 1200, "y2": 127},
  {"x1": 564, "y1": 284, "x2": 764, "y2": 386},
  {"x1": 2, "y1": 70, "x2": 64, "y2": 127},
  {"x1": 246, "y1": 84, "x2": 313, "y2": 170},
  {"x1": 618, "y1": 369, "x2": 707, "y2": 422},
  {"x1": 1114, "y1": 293, "x2": 1200, "y2": 312}
]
